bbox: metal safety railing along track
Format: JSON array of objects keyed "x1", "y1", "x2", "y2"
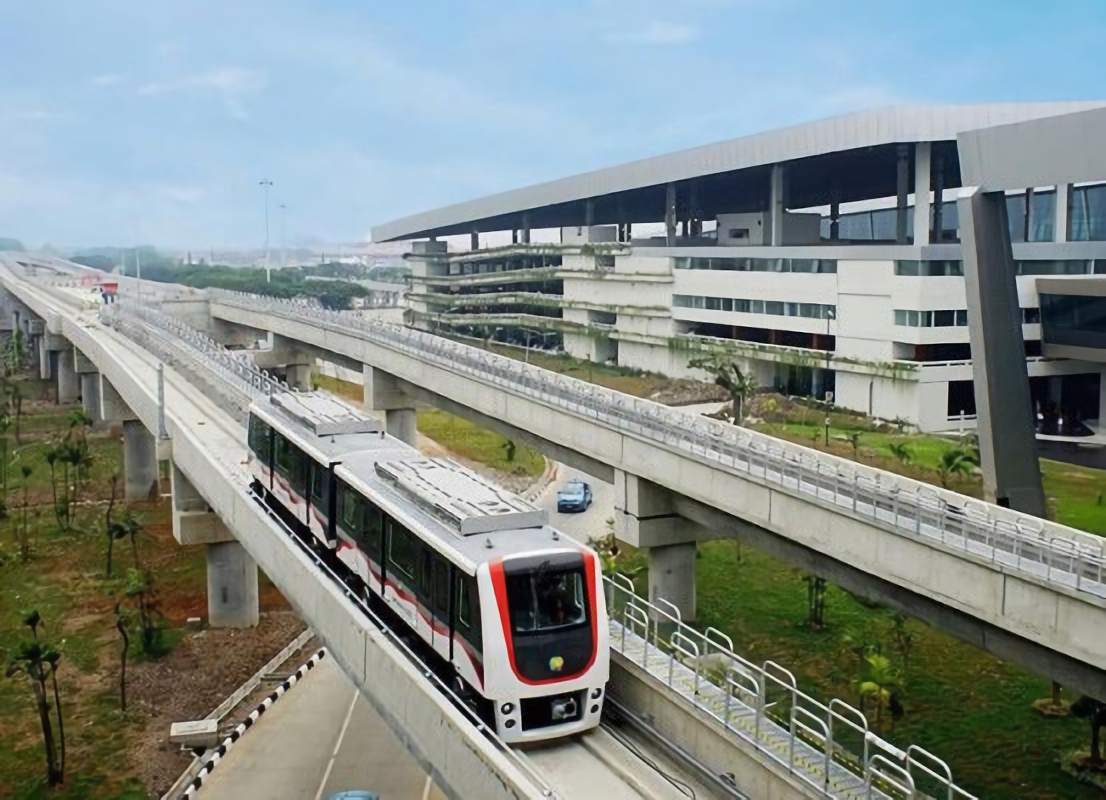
[
  {"x1": 206, "y1": 289, "x2": 1106, "y2": 600},
  {"x1": 98, "y1": 290, "x2": 975, "y2": 799}
]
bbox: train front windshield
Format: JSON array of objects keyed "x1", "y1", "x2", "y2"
[{"x1": 505, "y1": 566, "x2": 588, "y2": 634}]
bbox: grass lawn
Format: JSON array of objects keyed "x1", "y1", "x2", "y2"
[
  {"x1": 0, "y1": 388, "x2": 207, "y2": 799},
  {"x1": 690, "y1": 542, "x2": 1098, "y2": 799},
  {"x1": 313, "y1": 374, "x2": 545, "y2": 477}
]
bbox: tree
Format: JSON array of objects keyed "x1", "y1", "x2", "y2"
[
  {"x1": 113, "y1": 602, "x2": 131, "y2": 712},
  {"x1": 936, "y1": 447, "x2": 975, "y2": 489},
  {"x1": 4, "y1": 379, "x2": 24, "y2": 444},
  {"x1": 844, "y1": 430, "x2": 862, "y2": 460},
  {"x1": 851, "y1": 651, "x2": 903, "y2": 732},
  {"x1": 502, "y1": 439, "x2": 517, "y2": 463},
  {"x1": 688, "y1": 355, "x2": 757, "y2": 425},
  {"x1": 887, "y1": 441, "x2": 913, "y2": 467},
  {"x1": 16, "y1": 464, "x2": 33, "y2": 562},
  {"x1": 124, "y1": 568, "x2": 167, "y2": 657},
  {"x1": 0, "y1": 412, "x2": 12, "y2": 494},
  {"x1": 802, "y1": 574, "x2": 828, "y2": 629},
  {"x1": 5, "y1": 611, "x2": 65, "y2": 786},
  {"x1": 1072, "y1": 695, "x2": 1106, "y2": 766},
  {"x1": 102, "y1": 476, "x2": 132, "y2": 577},
  {"x1": 890, "y1": 613, "x2": 915, "y2": 672}
]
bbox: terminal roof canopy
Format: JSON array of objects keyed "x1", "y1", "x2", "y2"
[{"x1": 372, "y1": 102, "x2": 1106, "y2": 242}]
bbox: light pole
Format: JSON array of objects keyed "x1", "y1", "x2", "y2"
[
  {"x1": 279, "y1": 203, "x2": 287, "y2": 270},
  {"x1": 259, "y1": 178, "x2": 273, "y2": 282}
]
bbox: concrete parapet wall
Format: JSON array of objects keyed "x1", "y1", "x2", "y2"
[{"x1": 608, "y1": 655, "x2": 816, "y2": 799}]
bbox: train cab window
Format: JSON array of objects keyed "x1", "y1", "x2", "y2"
[
  {"x1": 505, "y1": 567, "x2": 587, "y2": 634},
  {"x1": 388, "y1": 522, "x2": 417, "y2": 580},
  {"x1": 248, "y1": 415, "x2": 271, "y2": 462}
]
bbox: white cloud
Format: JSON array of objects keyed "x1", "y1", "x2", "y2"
[
  {"x1": 607, "y1": 21, "x2": 700, "y2": 45},
  {"x1": 89, "y1": 74, "x2": 124, "y2": 88},
  {"x1": 157, "y1": 185, "x2": 204, "y2": 203},
  {"x1": 137, "y1": 67, "x2": 266, "y2": 120}
]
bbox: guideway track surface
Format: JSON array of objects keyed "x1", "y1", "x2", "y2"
[
  {"x1": 0, "y1": 268, "x2": 555, "y2": 800},
  {"x1": 97, "y1": 288, "x2": 978, "y2": 798},
  {"x1": 10, "y1": 270, "x2": 711, "y2": 800}
]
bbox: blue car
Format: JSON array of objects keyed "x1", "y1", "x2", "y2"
[{"x1": 557, "y1": 479, "x2": 593, "y2": 513}]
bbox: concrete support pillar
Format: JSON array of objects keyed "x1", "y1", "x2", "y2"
[
  {"x1": 123, "y1": 420, "x2": 158, "y2": 502},
  {"x1": 613, "y1": 470, "x2": 703, "y2": 620},
  {"x1": 1056, "y1": 183, "x2": 1070, "y2": 242},
  {"x1": 206, "y1": 541, "x2": 260, "y2": 628},
  {"x1": 286, "y1": 364, "x2": 313, "y2": 391},
  {"x1": 664, "y1": 183, "x2": 677, "y2": 247},
  {"x1": 511, "y1": 229, "x2": 518, "y2": 245},
  {"x1": 933, "y1": 153, "x2": 946, "y2": 242},
  {"x1": 80, "y1": 373, "x2": 101, "y2": 422},
  {"x1": 470, "y1": 230, "x2": 479, "y2": 251},
  {"x1": 521, "y1": 212, "x2": 531, "y2": 244},
  {"x1": 769, "y1": 164, "x2": 786, "y2": 247},
  {"x1": 649, "y1": 543, "x2": 697, "y2": 623},
  {"x1": 896, "y1": 144, "x2": 911, "y2": 244},
  {"x1": 958, "y1": 188, "x2": 1046, "y2": 515},
  {"x1": 56, "y1": 348, "x2": 79, "y2": 404},
  {"x1": 913, "y1": 142, "x2": 932, "y2": 246},
  {"x1": 38, "y1": 335, "x2": 50, "y2": 380},
  {"x1": 829, "y1": 198, "x2": 840, "y2": 241},
  {"x1": 585, "y1": 198, "x2": 595, "y2": 227},
  {"x1": 688, "y1": 181, "x2": 702, "y2": 237},
  {"x1": 385, "y1": 408, "x2": 417, "y2": 446},
  {"x1": 364, "y1": 365, "x2": 416, "y2": 446}
]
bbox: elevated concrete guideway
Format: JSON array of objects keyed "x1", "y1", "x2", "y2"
[
  {"x1": 204, "y1": 291, "x2": 1106, "y2": 699},
  {"x1": 2, "y1": 257, "x2": 986, "y2": 798},
  {"x1": 0, "y1": 264, "x2": 553, "y2": 800}
]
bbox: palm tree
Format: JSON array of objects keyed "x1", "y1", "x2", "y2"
[
  {"x1": 887, "y1": 441, "x2": 913, "y2": 467},
  {"x1": 5, "y1": 611, "x2": 65, "y2": 786},
  {"x1": 936, "y1": 447, "x2": 975, "y2": 489},
  {"x1": 688, "y1": 356, "x2": 757, "y2": 425},
  {"x1": 851, "y1": 651, "x2": 901, "y2": 732}
]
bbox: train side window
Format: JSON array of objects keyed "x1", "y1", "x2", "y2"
[
  {"x1": 274, "y1": 434, "x2": 293, "y2": 477},
  {"x1": 417, "y1": 548, "x2": 432, "y2": 598},
  {"x1": 248, "y1": 415, "x2": 271, "y2": 462},
  {"x1": 457, "y1": 575, "x2": 482, "y2": 650},
  {"x1": 362, "y1": 502, "x2": 383, "y2": 561},
  {"x1": 432, "y1": 559, "x2": 450, "y2": 617},
  {"x1": 310, "y1": 466, "x2": 326, "y2": 505},
  {"x1": 388, "y1": 521, "x2": 417, "y2": 579},
  {"x1": 339, "y1": 484, "x2": 360, "y2": 533},
  {"x1": 288, "y1": 445, "x2": 307, "y2": 497}
]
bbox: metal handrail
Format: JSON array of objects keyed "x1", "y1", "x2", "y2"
[
  {"x1": 605, "y1": 577, "x2": 975, "y2": 799},
  {"x1": 204, "y1": 289, "x2": 1106, "y2": 603}
]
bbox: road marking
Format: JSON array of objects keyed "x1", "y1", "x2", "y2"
[
  {"x1": 421, "y1": 775, "x2": 434, "y2": 800},
  {"x1": 313, "y1": 687, "x2": 360, "y2": 800}
]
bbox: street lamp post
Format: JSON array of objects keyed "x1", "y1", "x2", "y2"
[
  {"x1": 259, "y1": 178, "x2": 273, "y2": 282},
  {"x1": 279, "y1": 203, "x2": 287, "y2": 270}
]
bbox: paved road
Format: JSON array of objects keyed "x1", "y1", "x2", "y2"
[
  {"x1": 538, "y1": 464, "x2": 615, "y2": 546},
  {"x1": 200, "y1": 656, "x2": 445, "y2": 800}
]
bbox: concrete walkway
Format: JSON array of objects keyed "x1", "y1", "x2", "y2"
[{"x1": 199, "y1": 656, "x2": 445, "y2": 800}]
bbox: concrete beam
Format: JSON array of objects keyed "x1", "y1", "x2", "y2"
[
  {"x1": 206, "y1": 540, "x2": 260, "y2": 628},
  {"x1": 100, "y1": 375, "x2": 137, "y2": 422},
  {"x1": 56, "y1": 348, "x2": 79, "y2": 404},
  {"x1": 123, "y1": 420, "x2": 158, "y2": 502},
  {"x1": 364, "y1": 364, "x2": 414, "y2": 411},
  {"x1": 959, "y1": 188, "x2": 1046, "y2": 514},
  {"x1": 672, "y1": 492, "x2": 1106, "y2": 700},
  {"x1": 210, "y1": 317, "x2": 266, "y2": 349},
  {"x1": 613, "y1": 469, "x2": 707, "y2": 548},
  {"x1": 172, "y1": 464, "x2": 234, "y2": 545},
  {"x1": 395, "y1": 377, "x2": 614, "y2": 482},
  {"x1": 74, "y1": 349, "x2": 97, "y2": 374}
]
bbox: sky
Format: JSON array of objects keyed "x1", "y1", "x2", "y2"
[{"x1": 2, "y1": 0, "x2": 1105, "y2": 251}]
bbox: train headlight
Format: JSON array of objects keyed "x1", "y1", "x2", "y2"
[
  {"x1": 591, "y1": 688, "x2": 603, "y2": 700},
  {"x1": 501, "y1": 702, "x2": 514, "y2": 716}
]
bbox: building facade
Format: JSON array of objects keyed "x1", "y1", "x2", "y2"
[{"x1": 390, "y1": 104, "x2": 1106, "y2": 434}]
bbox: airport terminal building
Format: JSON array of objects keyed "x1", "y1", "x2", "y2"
[{"x1": 374, "y1": 103, "x2": 1106, "y2": 435}]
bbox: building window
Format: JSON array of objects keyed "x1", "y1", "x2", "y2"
[
  {"x1": 1070, "y1": 184, "x2": 1106, "y2": 241},
  {"x1": 1024, "y1": 307, "x2": 1041, "y2": 324},
  {"x1": 947, "y1": 380, "x2": 977, "y2": 418},
  {"x1": 728, "y1": 228, "x2": 749, "y2": 240},
  {"x1": 896, "y1": 260, "x2": 962, "y2": 276},
  {"x1": 678, "y1": 257, "x2": 837, "y2": 274},
  {"x1": 1017, "y1": 260, "x2": 1092, "y2": 276}
]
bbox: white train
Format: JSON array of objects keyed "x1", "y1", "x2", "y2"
[{"x1": 246, "y1": 391, "x2": 609, "y2": 742}]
